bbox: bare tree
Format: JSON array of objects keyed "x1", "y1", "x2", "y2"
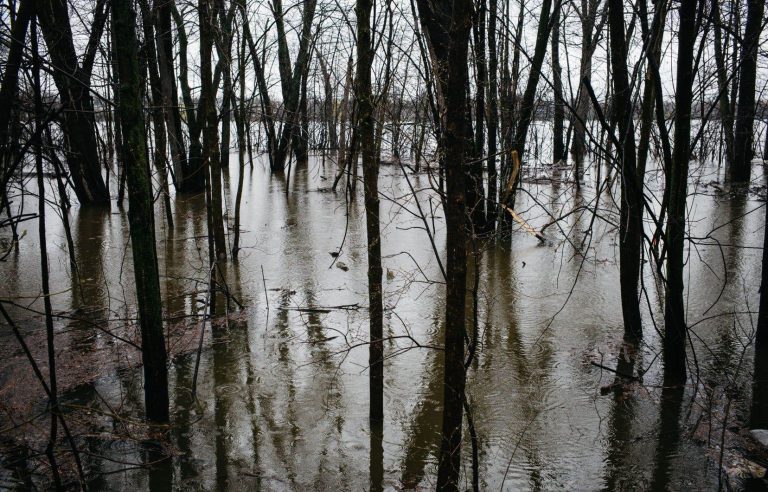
[
  {"x1": 416, "y1": 0, "x2": 473, "y2": 487},
  {"x1": 113, "y1": 0, "x2": 170, "y2": 422}
]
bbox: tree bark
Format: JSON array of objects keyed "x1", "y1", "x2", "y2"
[
  {"x1": 171, "y1": 3, "x2": 207, "y2": 193},
  {"x1": 39, "y1": 0, "x2": 110, "y2": 205},
  {"x1": 731, "y1": 0, "x2": 764, "y2": 181},
  {"x1": 470, "y1": 0, "x2": 488, "y2": 230},
  {"x1": 664, "y1": 0, "x2": 697, "y2": 386},
  {"x1": 569, "y1": 0, "x2": 606, "y2": 171},
  {"x1": 607, "y1": 0, "x2": 643, "y2": 338},
  {"x1": 0, "y1": 0, "x2": 33, "y2": 203},
  {"x1": 356, "y1": 0, "x2": 384, "y2": 426},
  {"x1": 551, "y1": 2, "x2": 565, "y2": 163},
  {"x1": 753, "y1": 190, "x2": 768, "y2": 428},
  {"x1": 710, "y1": 0, "x2": 735, "y2": 169},
  {"x1": 486, "y1": 0, "x2": 499, "y2": 231},
  {"x1": 153, "y1": 0, "x2": 188, "y2": 190},
  {"x1": 502, "y1": 0, "x2": 555, "y2": 215},
  {"x1": 200, "y1": 0, "x2": 228, "y2": 261},
  {"x1": 32, "y1": 16, "x2": 62, "y2": 486},
  {"x1": 416, "y1": 0, "x2": 472, "y2": 487},
  {"x1": 271, "y1": 0, "x2": 318, "y2": 171},
  {"x1": 138, "y1": 0, "x2": 174, "y2": 228},
  {"x1": 112, "y1": 0, "x2": 170, "y2": 422}
]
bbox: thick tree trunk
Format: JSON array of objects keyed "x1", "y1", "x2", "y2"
[
  {"x1": 112, "y1": 0, "x2": 169, "y2": 422},
  {"x1": 753, "y1": 194, "x2": 768, "y2": 428},
  {"x1": 710, "y1": 0, "x2": 735, "y2": 169},
  {"x1": 39, "y1": 0, "x2": 110, "y2": 205},
  {"x1": 751, "y1": 60, "x2": 767, "y2": 420},
  {"x1": 271, "y1": 0, "x2": 318, "y2": 171},
  {"x1": 416, "y1": 0, "x2": 472, "y2": 487},
  {"x1": 731, "y1": 0, "x2": 764, "y2": 181},
  {"x1": 607, "y1": 0, "x2": 643, "y2": 338},
  {"x1": 664, "y1": 0, "x2": 697, "y2": 386},
  {"x1": 0, "y1": 0, "x2": 33, "y2": 202},
  {"x1": 551, "y1": 3, "x2": 565, "y2": 163}
]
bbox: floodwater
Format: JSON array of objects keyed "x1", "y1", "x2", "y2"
[{"x1": 0, "y1": 149, "x2": 764, "y2": 490}]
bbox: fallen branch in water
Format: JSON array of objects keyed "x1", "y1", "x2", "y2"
[
  {"x1": 279, "y1": 303, "x2": 361, "y2": 314},
  {"x1": 501, "y1": 204, "x2": 546, "y2": 243},
  {"x1": 590, "y1": 361, "x2": 640, "y2": 381}
]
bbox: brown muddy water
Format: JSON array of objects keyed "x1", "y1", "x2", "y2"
[{"x1": 0, "y1": 154, "x2": 765, "y2": 490}]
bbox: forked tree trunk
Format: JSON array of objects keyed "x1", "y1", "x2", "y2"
[{"x1": 39, "y1": 0, "x2": 110, "y2": 205}]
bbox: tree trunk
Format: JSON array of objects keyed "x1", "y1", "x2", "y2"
[
  {"x1": 271, "y1": 0, "x2": 318, "y2": 171},
  {"x1": 112, "y1": 0, "x2": 169, "y2": 422},
  {"x1": 153, "y1": 0, "x2": 187, "y2": 190},
  {"x1": 316, "y1": 51, "x2": 339, "y2": 151},
  {"x1": 416, "y1": 0, "x2": 472, "y2": 487},
  {"x1": 551, "y1": 2, "x2": 565, "y2": 163},
  {"x1": 753, "y1": 191, "x2": 768, "y2": 428},
  {"x1": 607, "y1": 0, "x2": 643, "y2": 338},
  {"x1": 636, "y1": 0, "x2": 666, "y2": 177},
  {"x1": 503, "y1": 0, "x2": 555, "y2": 214},
  {"x1": 171, "y1": 3, "x2": 206, "y2": 193},
  {"x1": 569, "y1": 0, "x2": 605, "y2": 171},
  {"x1": 470, "y1": 0, "x2": 488, "y2": 230},
  {"x1": 200, "y1": 0, "x2": 228, "y2": 262},
  {"x1": 664, "y1": 0, "x2": 697, "y2": 386},
  {"x1": 356, "y1": 0, "x2": 384, "y2": 426},
  {"x1": 216, "y1": 0, "x2": 236, "y2": 176},
  {"x1": 486, "y1": 0, "x2": 499, "y2": 231},
  {"x1": 233, "y1": 15, "x2": 247, "y2": 259},
  {"x1": 731, "y1": 0, "x2": 764, "y2": 181},
  {"x1": 39, "y1": 0, "x2": 110, "y2": 205},
  {"x1": 710, "y1": 0, "x2": 735, "y2": 170},
  {"x1": 138, "y1": 0, "x2": 174, "y2": 228},
  {"x1": 0, "y1": 0, "x2": 33, "y2": 204},
  {"x1": 32, "y1": 17, "x2": 62, "y2": 486},
  {"x1": 241, "y1": 7, "x2": 278, "y2": 169}
]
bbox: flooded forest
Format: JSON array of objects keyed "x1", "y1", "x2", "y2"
[{"x1": 1, "y1": 0, "x2": 768, "y2": 489}]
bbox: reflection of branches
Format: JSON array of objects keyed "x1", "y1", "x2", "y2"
[
  {"x1": 499, "y1": 410, "x2": 541, "y2": 491},
  {"x1": 0, "y1": 303, "x2": 85, "y2": 485}
]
